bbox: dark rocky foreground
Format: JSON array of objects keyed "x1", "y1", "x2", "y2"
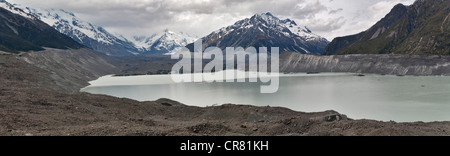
[{"x1": 0, "y1": 49, "x2": 449, "y2": 136}]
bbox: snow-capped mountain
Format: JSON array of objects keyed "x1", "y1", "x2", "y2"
[
  {"x1": 128, "y1": 29, "x2": 197, "y2": 54},
  {"x1": 281, "y1": 18, "x2": 325, "y2": 42},
  {"x1": 17, "y1": 7, "x2": 138, "y2": 55},
  {"x1": 187, "y1": 12, "x2": 329, "y2": 54},
  {"x1": 0, "y1": 0, "x2": 36, "y2": 20},
  {"x1": 0, "y1": 0, "x2": 83, "y2": 53},
  {"x1": 14, "y1": 3, "x2": 197, "y2": 55}
]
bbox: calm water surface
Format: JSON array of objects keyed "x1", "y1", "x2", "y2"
[{"x1": 81, "y1": 73, "x2": 450, "y2": 122}]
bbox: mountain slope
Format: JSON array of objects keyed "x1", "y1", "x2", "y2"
[
  {"x1": 323, "y1": 0, "x2": 450, "y2": 55},
  {"x1": 0, "y1": 0, "x2": 83, "y2": 53},
  {"x1": 17, "y1": 4, "x2": 198, "y2": 55},
  {"x1": 186, "y1": 12, "x2": 329, "y2": 54},
  {"x1": 20, "y1": 7, "x2": 138, "y2": 56}
]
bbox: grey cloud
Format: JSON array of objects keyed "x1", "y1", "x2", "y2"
[
  {"x1": 291, "y1": 0, "x2": 328, "y2": 19},
  {"x1": 329, "y1": 8, "x2": 343, "y2": 14},
  {"x1": 310, "y1": 17, "x2": 346, "y2": 31}
]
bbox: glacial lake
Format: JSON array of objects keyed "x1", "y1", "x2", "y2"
[{"x1": 81, "y1": 72, "x2": 450, "y2": 122}]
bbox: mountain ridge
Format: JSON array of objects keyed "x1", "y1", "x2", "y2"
[
  {"x1": 18, "y1": 5, "x2": 198, "y2": 55},
  {"x1": 323, "y1": 0, "x2": 450, "y2": 55},
  {"x1": 187, "y1": 12, "x2": 329, "y2": 54},
  {"x1": 127, "y1": 29, "x2": 197, "y2": 54},
  {"x1": 0, "y1": 0, "x2": 83, "y2": 53},
  {"x1": 19, "y1": 7, "x2": 139, "y2": 56}
]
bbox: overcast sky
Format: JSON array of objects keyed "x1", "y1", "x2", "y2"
[{"x1": 9, "y1": 0, "x2": 415, "y2": 40}]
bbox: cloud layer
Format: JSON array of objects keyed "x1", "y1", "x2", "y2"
[{"x1": 9, "y1": 0, "x2": 415, "y2": 40}]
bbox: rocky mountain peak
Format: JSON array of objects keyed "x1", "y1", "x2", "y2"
[{"x1": 187, "y1": 12, "x2": 329, "y2": 54}]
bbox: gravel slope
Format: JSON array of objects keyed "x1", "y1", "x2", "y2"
[{"x1": 0, "y1": 50, "x2": 448, "y2": 136}]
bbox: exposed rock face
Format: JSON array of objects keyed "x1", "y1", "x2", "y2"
[{"x1": 281, "y1": 52, "x2": 450, "y2": 76}]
